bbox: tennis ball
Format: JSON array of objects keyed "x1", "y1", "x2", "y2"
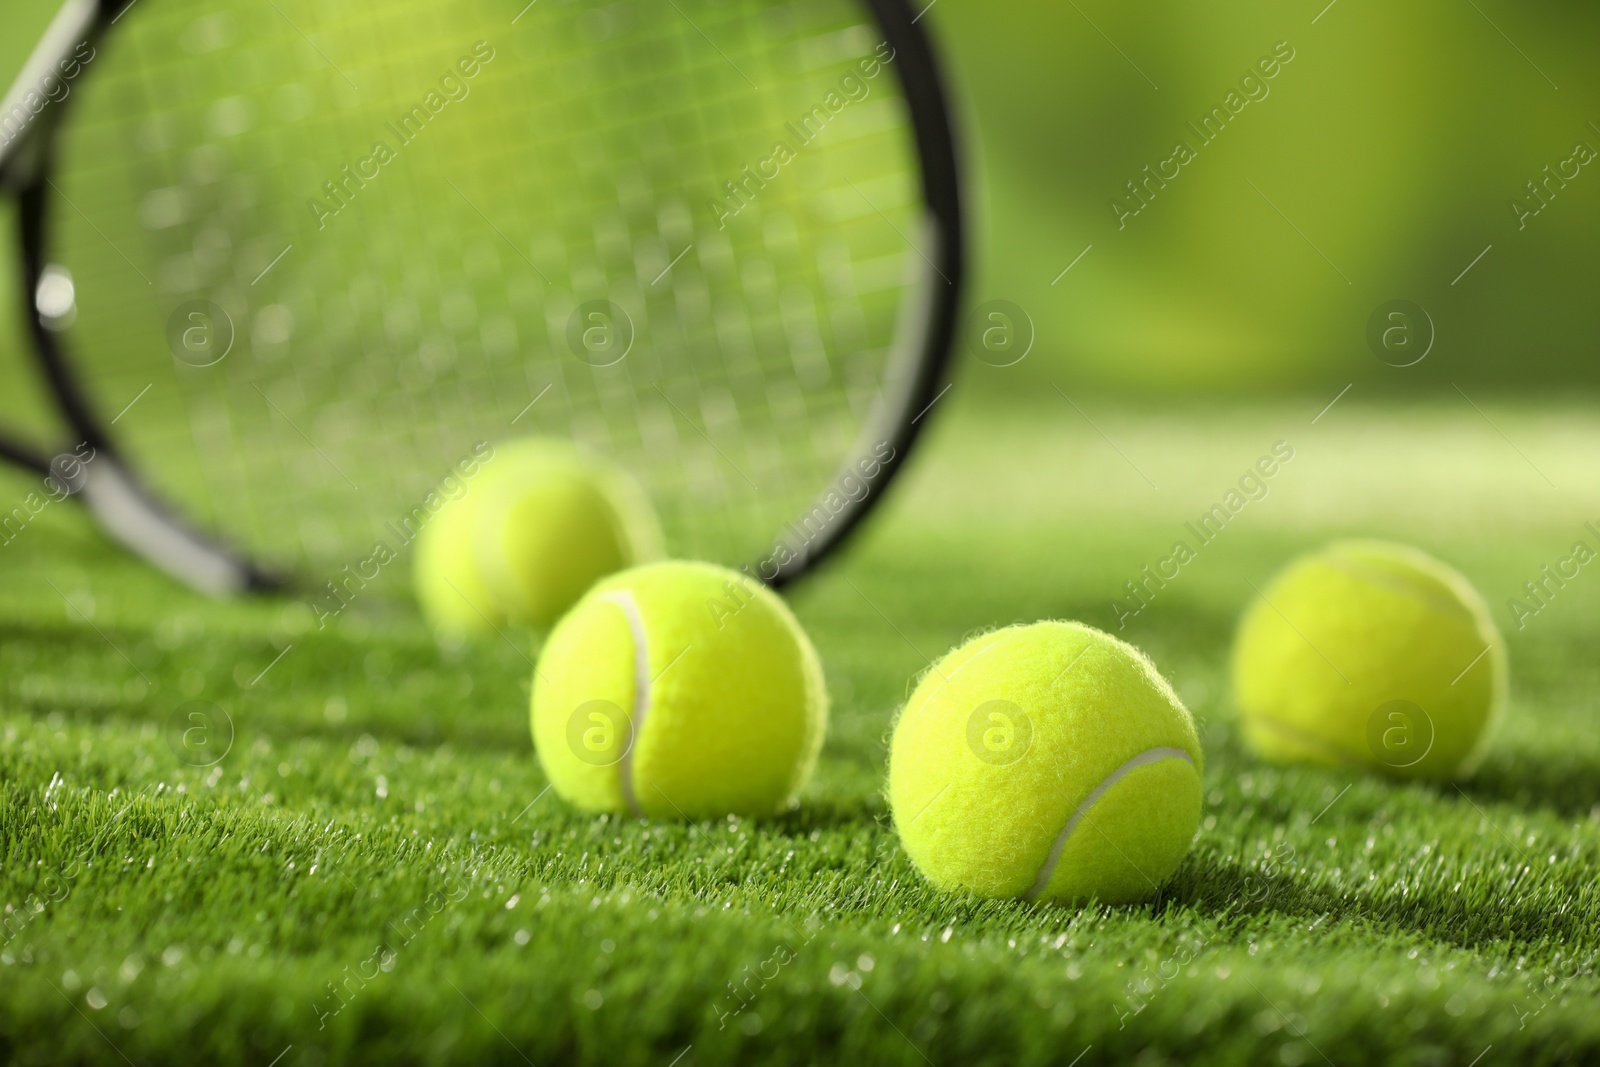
[
  {"x1": 473, "y1": 440, "x2": 664, "y2": 627},
  {"x1": 413, "y1": 471, "x2": 502, "y2": 636},
  {"x1": 531, "y1": 560, "x2": 827, "y2": 818},
  {"x1": 414, "y1": 439, "x2": 663, "y2": 634},
  {"x1": 1231, "y1": 540, "x2": 1506, "y2": 780},
  {"x1": 888, "y1": 622, "x2": 1203, "y2": 905}
]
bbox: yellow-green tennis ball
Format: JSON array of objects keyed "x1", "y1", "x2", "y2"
[
  {"x1": 531, "y1": 560, "x2": 827, "y2": 819},
  {"x1": 474, "y1": 440, "x2": 663, "y2": 628},
  {"x1": 1231, "y1": 540, "x2": 1506, "y2": 780},
  {"x1": 413, "y1": 461, "x2": 505, "y2": 636},
  {"x1": 414, "y1": 439, "x2": 663, "y2": 635},
  {"x1": 888, "y1": 622, "x2": 1203, "y2": 905}
]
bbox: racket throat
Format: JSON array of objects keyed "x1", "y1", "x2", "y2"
[{"x1": 75, "y1": 454, "x2": 277, "y2": 596}]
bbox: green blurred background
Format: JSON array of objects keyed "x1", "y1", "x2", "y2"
[
  {"x1": 3, "y1": 0, "x2": 1598, "y2": 395},
  {"x1": 931, "y1": 0, "x2": 1600, "y2": 394}
]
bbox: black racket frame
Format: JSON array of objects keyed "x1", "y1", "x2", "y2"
[{"x1": 0, "y1": 0, "x2": 965, "y2": 595}]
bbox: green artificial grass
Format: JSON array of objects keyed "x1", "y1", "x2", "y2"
[{"x1": 4, "y1": 391, "x2": 1600, "y2": 1066}]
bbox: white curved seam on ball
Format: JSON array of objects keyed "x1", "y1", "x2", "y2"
[
  {"x1": 1323, "y1": 551, "x2": 1475, "y2": 622},
  {"x1": 1025, "y1": 746, "x2": 1195, "y2": 901},
  {"x1": 946, "y1": 637, "x2": 1006, "y2": 681},
  {"x1": 906, "y1": 636, "x2": 1008, "y2": 728},
  {"x1": 1246, "y1": 713, "x2": 1370, "y2": 768},
  {"x1": 601, "y1": 590, "x2": 651, "y2": 818}
]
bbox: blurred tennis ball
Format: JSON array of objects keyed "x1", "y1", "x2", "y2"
[
  {"x1": 530, "y1": 560, "x2": 827, "y2": 818},
  {"x1": 888, "y1": 621, "x2": 1203, "y2": 904},
  {"x1": 1231, "y1": 540, "x2": 1506, "y2": 780},
  {"x1": 414, "y1": 439, "x2": 663, "y2": 634}
]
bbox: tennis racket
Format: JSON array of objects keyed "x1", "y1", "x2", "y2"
[{"x1": 0, "y1": 0, "x2": 963, "y2": 597}]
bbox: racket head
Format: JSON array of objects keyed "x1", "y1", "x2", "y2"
[{"x1": 15, "y1": 0, "x2": 962, "y2": 595}]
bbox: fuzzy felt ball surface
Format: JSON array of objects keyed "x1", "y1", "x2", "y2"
[
  {"x1": 531, "y1": 560, "x2": 827, "y2": 818},
  {"x1": 888, "y1": 621, "x2": 1202, "y2": 905},
  {"x1": 1231, "y1": 540, "x2": 1506, "y2": 780}
]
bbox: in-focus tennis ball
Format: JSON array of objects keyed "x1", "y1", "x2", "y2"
[
  {"x1": 414, "y1": 439, "x2": 663, "y2": 634},
  {"x1": 1231, "y1": 540, "x2": 1506, "y2": 780},
  {"x1": 888, "y1": 622, "x2": 1203, "y2": 905},
  {"x1": 531, "y1": 560, "x2": 827, "y2": 819}
]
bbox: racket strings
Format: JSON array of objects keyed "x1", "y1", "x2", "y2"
[{"x1": 52, "y1": 0, "x2": 920, "y2": 578}]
